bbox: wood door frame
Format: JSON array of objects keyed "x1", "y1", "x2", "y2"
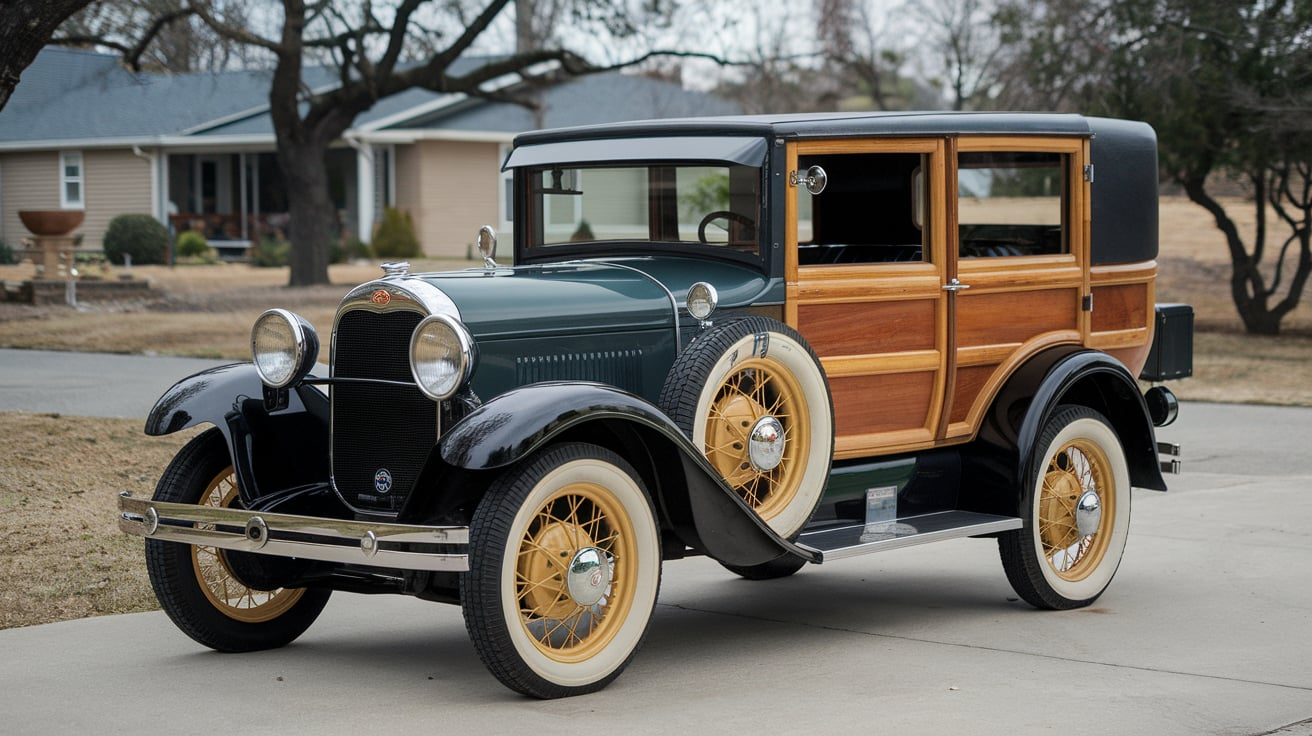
[
  {"x1": 784, "y1": 137, "x2": 950, "y2": 459},
  {"x1": 939, "y1": 135, "x2": 1092, "y2": 440}
]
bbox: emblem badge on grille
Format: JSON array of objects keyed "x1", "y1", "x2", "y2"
[
  {"x1": 374, "y1": 469, "x2": 394, "y2": 494},
  {"x1": 371, "y1": 289, "x2": 391, "y2": 306}
]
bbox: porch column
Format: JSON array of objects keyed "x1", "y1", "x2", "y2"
[{"x1": 356, "y1": 142, "x2": 375, "y2": 243}]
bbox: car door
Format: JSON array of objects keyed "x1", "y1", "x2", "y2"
[
  {"x1": 784, "y1": 138, "x2": 950, "y2": 460},
  {"x1": 939, "y1": 136, "x2": 1091, "y2": 440}
]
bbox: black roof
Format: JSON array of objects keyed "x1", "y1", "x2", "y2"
[{"x1": 513, "y1": 111, "x2": 1095, "y2": 146}]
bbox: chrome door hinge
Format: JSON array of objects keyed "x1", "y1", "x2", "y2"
[
  {"x1": 1082, "y1": 293, "x2": 1094, "y2": 311},
  {"x1": 1083, "y1": 164, "x2": 1095, "y2": 183}
]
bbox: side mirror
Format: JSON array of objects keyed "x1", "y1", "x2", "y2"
[
  {"x1": 477, "y1": 225, "x2": 497, "y2": 269},
  {"x1": 790, "y1": 165, "x2": 828, "y2": 195}
]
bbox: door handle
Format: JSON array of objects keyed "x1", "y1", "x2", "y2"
[{"x1": 943, "y1": 278, "x2": 971, "y2": 292}]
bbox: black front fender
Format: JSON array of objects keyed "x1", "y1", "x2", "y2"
[
  {"x1": 146, "y1": 363, "x2": 330, "y2": 503},
  {"x1": 439, "y1": 382, "x2": 819, "y2": 567}
]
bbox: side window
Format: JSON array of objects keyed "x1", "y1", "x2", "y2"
[
  {"x1": 796, "y1": 152, "x2": 929, "y2": 266},
  {"x1": 60, "y1": 151, "x2": 84, "y2": 209},
  {"x1": 957, "y1": 151, "x2": 1066, "y2": 257}
]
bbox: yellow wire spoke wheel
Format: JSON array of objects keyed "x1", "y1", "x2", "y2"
[
  {"x1": 660, "y1": 317, "x2": 833, "y2": 540},
  {"x1": 1037, "y1": 439, "x2": 1115, "y2": 582},
  {"x1": 191, "y1": 469, "x2": 306, "y2": 623},
  {"x1": 513, "y1": 481, "x2": 637, "y2": 662},
  {"x1": 998, "y1": 406, "x2": 1131, "y2": 610},
  {"x1": 462, "y1": 443, "x2": 661, "y2": 699},
  {"x1": 145, "y1": 429, "x2": 331, "y2": 652}
]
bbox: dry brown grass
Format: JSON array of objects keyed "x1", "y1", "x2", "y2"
[
  {"x1": 1, "y1": 197, "x2": 1309, "y2": 630},
  {"x1": 0, "y1": 413, "x2": 200, "y2": 629}
]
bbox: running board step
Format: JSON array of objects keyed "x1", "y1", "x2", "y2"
[{"x1": 799, "y1": 511, "x2": 1023, "y2": 563}]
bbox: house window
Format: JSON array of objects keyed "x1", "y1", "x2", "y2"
[{"x1": 60, "y1": 151, "x2": 84, "y2": 209}]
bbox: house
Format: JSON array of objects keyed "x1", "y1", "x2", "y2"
[{"x1": 0, "y1": 47, "x2": 739, "y2": 259}]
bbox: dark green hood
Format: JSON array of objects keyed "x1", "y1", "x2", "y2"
[{"x1": 418, "y1": 262, "x2": 675, "y2": 339}]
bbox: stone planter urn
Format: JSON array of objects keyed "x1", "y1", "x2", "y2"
[{"x1": 18, "y1": 209, "x2": 84, "y2": 278}]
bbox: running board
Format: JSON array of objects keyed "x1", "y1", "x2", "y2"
[{"x1": 799, "y1": 511, "x2": 1023, "y2": 563}]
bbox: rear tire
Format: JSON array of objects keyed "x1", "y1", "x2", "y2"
[
  {"x1": 146, "y1": 429, "x2": 330, "y2": 651},
  {"x1": 998, "y1": 406, "x2": 1131, "y2": 609}
]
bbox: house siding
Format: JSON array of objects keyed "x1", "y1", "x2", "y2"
[
  {"x1": 1, "y1": 153, "x2": 60, "y2": 246},
  {"x1": 1, "y1": 149, "x2": 151, "y2": 250},
  {"x1": 394, "y1": 140, "x2": 499, "y2": 259},
  {"x1": 82, "y1": 150, "x2": 152, "y2": 250}
]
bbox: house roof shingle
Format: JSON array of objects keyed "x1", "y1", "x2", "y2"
[{"x1": 0, "y1": 47, "x2": 738, "y2": 147}]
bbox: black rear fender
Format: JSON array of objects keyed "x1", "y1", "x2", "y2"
[
  {"x1": 145, "y1": 363, "x2": 330, "y2": 503},
  {"x1": 438, "y1": 382, "x2": 818, "y2": 567},
  {"x1": 965, "y1": 348, "x2": 1167, "y2": 516}
]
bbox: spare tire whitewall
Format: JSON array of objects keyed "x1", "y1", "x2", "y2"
[{"x1": 661, "y1": 317, "x2": 834, "y2": 540}]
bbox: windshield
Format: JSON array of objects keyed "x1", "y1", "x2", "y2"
[{"x1": 526, "y1": 163, "x2": 762, "y2": 257}]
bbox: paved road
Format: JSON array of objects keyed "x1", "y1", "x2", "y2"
[
  {"x1": 0, "y1": 348, "x2": 227, "y2": 418},
  {"x1": 0, "y1": 350, "x2": 1310, "y2": 734}
]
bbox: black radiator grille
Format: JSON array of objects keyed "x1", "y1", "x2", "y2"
[{"x1": 332, "y1": 308, "x2": 435, "y2": 514}]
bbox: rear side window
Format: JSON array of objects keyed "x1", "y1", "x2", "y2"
[{"x1": 957, "y1": 151, "x2": 1066, "y2": 258}]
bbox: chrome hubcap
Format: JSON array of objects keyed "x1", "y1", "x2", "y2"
[
  {"x1": 748, "y1": 416, "x2": 786, "y2": 471},
  {"x1": 565, "y1": 547, "x2": 611, "y2": 607},
  {"x1": 1075, "y1": 490, "x2": 1103, "y2": 537}
]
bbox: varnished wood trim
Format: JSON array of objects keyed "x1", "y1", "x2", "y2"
[
  {"x1": 1090, "y1": 282, "x2": 1150, "y2": 333},
  {"x1": 829, "y1": 372, "x2": 934, "y2": 439},
  {"x1": 957, "y1": 289, "x2": 1080, "y2": 347},
  {"x1": 957, "y1": 136, "x2": 1087, "y2": 153},
  {"x1": 1086, "y1": 327, "x2": 1150, "y2": 350},
  {"x1": 799, "y1": 299, "x2": 936, "y2": 356},
  {"x1": 944, "y1": 330, "x2": 1083, "y2": 439},
  {"x1": 835, "y1": 429, "x2": 936, "y2": 460},
  {"x1": 796, "y1": 139, "x2": 943, "y2": 156},
  {"x1": 821, "y1": 351, "x2": 941, "y2": 377},
  {"x1": 1090, "y1": 260, "x2": 1158, "y2": 285}
]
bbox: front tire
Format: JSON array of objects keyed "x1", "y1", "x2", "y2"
[
  {"x1": 998, "y1": 406, "x2": 1131, "y2": 609},
  {"x1": 461, "y1": 443, "x2": 662, "y2": 698},
  {"x1": 146, "y1": 429, "x2": 331, "y2": 651}
]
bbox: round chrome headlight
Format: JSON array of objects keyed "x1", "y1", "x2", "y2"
[
  {"x1": 251, "y1": 309, "x2": 319, "y2": 389},
  {"x1": 687, "y1": 282, "x2": 719, "y2": 321},
  {"x1": 410, "y1": 314, "x2": 474, "y2": 401}
]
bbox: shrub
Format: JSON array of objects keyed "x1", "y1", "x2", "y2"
[
  {"x1": 332, "y1": 235, "x2": 372, "y2": 264},
  {"x1": 103, "y1": 214, "x2": 168, "y2": 265},
  {"x1": 175, "y1": 230, "x2": 211, "y2": 259},
  {"x1": 371, "y1": 208, "x2": 421, "y2": 259},
  {"x1": 249, "y1": 236, "x2": 290, "y2": 268},
  {"x1": 0, "y1": 239, "x2": 15, "y2": 265}
]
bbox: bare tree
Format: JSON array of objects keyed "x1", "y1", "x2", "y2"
[
  {"x1": 817, "y1": 0, "x2": 909, "y2": 110},
  {"x1": 0, "y1": 0, "x2": 97, "y2": 111},
  {"x1": 912, "y1": 0, "x2": 1006, "y2": 110},
  {"x1": 1000, "y1": 0, "x2": 1312, "y2": 334},
  {"x1": 171, "y1": 0, "x2": 712, "y2": 286},
  {"x1": 56, "y1": 0, "x2": 261, "y2": 72}
]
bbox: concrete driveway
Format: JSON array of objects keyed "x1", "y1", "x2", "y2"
[{"x1": 0, "y1": 351, "x2": 1309, "y2": 734}]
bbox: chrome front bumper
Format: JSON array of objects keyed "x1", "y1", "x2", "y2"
[{"x1": 117, "y1": 493, "x2": 469, "y2": 572}]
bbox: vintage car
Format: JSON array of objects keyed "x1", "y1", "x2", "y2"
[{"x1": 118, "y1": 111, "x2": 1192, "y2": 699}]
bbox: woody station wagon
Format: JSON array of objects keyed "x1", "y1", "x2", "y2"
[{"x1": 118, "y1": 111, "x2": 1192, "y2": 698}]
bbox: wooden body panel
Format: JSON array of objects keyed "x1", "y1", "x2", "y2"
[
  {"x1": 786, "y1": 139, "x2": 948, "y2": 459},
  {"x1": 1088, "y1": 261, "x2": 1157, "y2": 377}
]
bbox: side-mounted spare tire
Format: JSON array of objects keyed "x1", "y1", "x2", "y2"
[{"x1": 659, "y1": 316, "x2": 834, "y2": 548}]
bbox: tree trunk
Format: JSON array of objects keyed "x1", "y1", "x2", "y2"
[
  {"x1": 1183, "y1": 178, "x2": 1288, "y2": 335},
  {"x1": 279, "y1": 140, "x2": 333, "y2": 287},
  {"x1": 0, "y1": 0, "x2": 95, "y2": 111}
]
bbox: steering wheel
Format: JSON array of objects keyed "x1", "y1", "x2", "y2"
[{"x1": 698, "y1": 210, "x2": 755, "y2": 244}]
